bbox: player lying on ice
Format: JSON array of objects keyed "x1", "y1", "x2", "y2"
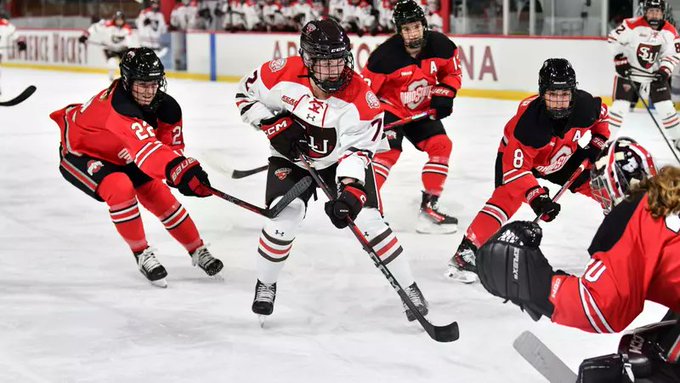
[{"x1": 477, "y1": 137, "x2": 680, "y2": 382}]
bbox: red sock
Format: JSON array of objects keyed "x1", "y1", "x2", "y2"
[
  {"x1": 136, "y1": 180, "x2": 203, "y2": 253},
  {"x1": 98, "y1": 173, "x2": 148, "y2": 253},
  {"x1": 465, "y1": 185, "x2": 522, "y2": 247},
  {"x1": 373, "y1": 149, "x2": 401, "y2": 192},
  {"x1": 416, "y1": 135, "x2": 452, "y2": 196}
]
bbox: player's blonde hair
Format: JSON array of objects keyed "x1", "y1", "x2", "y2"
[{"x1": 632, "y1": 166, "x2": 680, "y2": 219}]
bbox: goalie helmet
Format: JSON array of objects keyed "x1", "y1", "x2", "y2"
[
  {"x1": 590, "y1": 137, "x2": 658, "y2": 214},
  {"x1": 299, "y1": 19, "x2": 354, "y2": 93}
]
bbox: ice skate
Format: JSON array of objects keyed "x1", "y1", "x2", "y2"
[
  {"x1": 135, "y1": 247, "x2": 168, "y2": 288},
  {"x1": 402, "y1": 282, "x2": 429, "y2": 322},
  {"x1": 446, "y1": 237, "x2": 478, "y2": 284},
  {"x1": 190, "y1": 245, "x2": 223, "y2": 277},
  {"x1": 416, "y1": 192, "x2": 458, "y2": 234},
  {"x1": 252, "y1": 280, "x2": 277, "y2": 326}
]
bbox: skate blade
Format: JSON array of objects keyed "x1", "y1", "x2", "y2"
[
  {"x1": 210, "y1": 274, "x2": 225, "y2": 282},
  {"x1": 415, "y1": 222, "x2": 458, "y2": 234},
  {"x1": 258, "y1": 315, "x2": 267, "y2": 328},
  {"x1": 445, "y1": 267, "x2": 478, "y2": 284},
  {"x1": 150, "y1": 278, "x2": 168, "y2": 288}
]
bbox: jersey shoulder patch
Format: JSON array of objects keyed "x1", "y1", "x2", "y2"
[
  {"x1": 155, "y1": 93, "x2": 182, "y2": 124},
  {"x1": 513, "y1": 97, "x2": 552, "y2": 149},
  {"x1": 260, "y1": 56, "x2": 305, "y2": 89},
  {"x1": 588, "y1": 193, "x2": 645, "y2": 255},
  {"x1": 661, "y1": 21, "x2": 680, "y2": 37},
  {"x1": 421, "y1": 31, "x2": 456, "y2": 60},
  {"x1": 336, "y1": 76, "x2": 383, "y2": 121},
  {"x1": 366, "y1": 35, "x2": 413, "y2": 75}
]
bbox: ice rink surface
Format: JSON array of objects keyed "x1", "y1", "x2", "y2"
[{"x1": 0, "y1": 68, "x2": 675, "y2": 382}]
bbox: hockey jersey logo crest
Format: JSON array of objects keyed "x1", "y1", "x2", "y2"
[
  {"x1": 274, "y1": 167, "x2": 292, "y2": 180},
  {"x1": 87, "y1": 160, "x2": 104, "y2": 175},
  {"x1": 366, "y1": 91, "x2": 380, "y2": 109},
  {"x1": 269, "y1": 58, "x2": 287, "y2": 73},
  {"x1": 637, "y1": 43, "x2": 661, "y2": 68},
  {"x1": 401, "y1": 79, "x2": 430, "y2": 110}
]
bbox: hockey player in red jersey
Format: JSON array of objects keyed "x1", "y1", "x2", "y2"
[
  {"x1": 50, "y1": 48, "x2": 223, "y2": 287},
  {"x1": 446, "y1": 58, "x2": 610, "y2": 283},
  {"x1": 361, "y1": 0, "x2": 462, "y2": 234},
  {"x1": 476, "y1": 138, "x2": 680, "y2": 382},
  {"x1": 235, "y1": 19, "x2": 429, "y2": 322}
]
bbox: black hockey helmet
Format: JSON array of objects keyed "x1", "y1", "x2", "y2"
[
  {"x1": 299, "y1": 19, "x2": 354, "y2": 93},
  {"x1": 112, "y1": 10, "x2": 126, "y2": 26},
  {"x1": 590, "y1": 137, "x2": 657, "y2": 214},
  {"x1": 120, "y1": 47, "x2": 167, "y2": 109},
  {"x1": 538, "y1": 58, "x2": 577, "y2": 119},
  {"x1": 393, "y1": 0, "x2": 427, "y2": 31},
  {"x1": 644, "y1": 0, "x2": 666, "y2": 28}
]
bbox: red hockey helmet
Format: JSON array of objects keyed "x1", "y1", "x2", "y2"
[{"x1": 590, "y1": 137, "x2": 658, "y2": 214}]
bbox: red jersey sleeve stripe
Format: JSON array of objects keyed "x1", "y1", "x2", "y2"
[
  {"x1": 135, "y1": 141, "x2": 164, "y2": 168},
  {"x1": 579, "y1": 279, "x2": 615, "y2": 333}
]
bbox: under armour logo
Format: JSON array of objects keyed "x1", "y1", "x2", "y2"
[
  {"x1": 275, "y1": 230, "x2": 285, "y2": 237},
  {"x1": 307, "y1": 114, "x2": 316, "y2": 121},
  {"x1": 364, "y1": 231, "x2": 370, "y2": 237}
]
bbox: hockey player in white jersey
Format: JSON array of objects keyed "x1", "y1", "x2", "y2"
[
  {"x1": 136, "y1": 0, "x2": 168, "y2": 57},
  {"x1": 79, "y1": 11, "x2": 132, "y2": 81},
  {"x1": 608, "y1": 0, "x2": 680, "y2": 147},
  {"x1": 0, "y1": 11, "x2": 26, "y2": 97},
  {"x1": 235, "y1": 18, "x2": 429, "y2": 323}
]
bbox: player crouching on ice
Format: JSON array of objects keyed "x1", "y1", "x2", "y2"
[
  {"x1": 50, "y1": 48, "x2": 223, "y2": 287},
  {"x1": 476, "y1": 138, "x2": 680, "y2": 382},
  {"x1": 446, "y1": 58, "x2": 610, "y2": 283},
  {"x1": 235, "y1": 19, "x2": 429, "y2": 322}
]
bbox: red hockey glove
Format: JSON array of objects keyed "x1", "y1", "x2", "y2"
[
  {"x1": 430, "y1": 84, "x2": 456, "y2": 119},
  {"x1": 526, "y1": 186, "x2": 560, "y2": 222},
  {"x1": 165, "y1": 156, "x2": 212, "y2": 198},
  {"x1": 260, "y1": 111, "x2": 307, "y2": 160},
  {"x1": 614, "y1": 53, "x2": 631, "y2": 78},
  {"x1": 324, "y1": 181, "x2": 367, "y2": 228}
]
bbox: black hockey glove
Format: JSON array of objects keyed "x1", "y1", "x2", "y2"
[
  {"x1": 430, "y1": 84, "x2": 456, "y2": 119},
  {"x1": 78, "y1": 34, "x2": 88, "y2": 44},
  {"x1": 614, "y1": 53, "x2": 631, "y2": 78},
  {"x1": 476, "y1": 221, "x2": 556, "y2": 321},
  {"x1": 143, "y1": 18, "x2": 152, "y2": 26},
  {"x1": 527, "y1": 186, "x2": 561, "y2": 222},
  {"x1": 165, "y1": 156, "x2": 212, "y2": 198},
  {"x1": 577, "y1": 354, "x2": 632, "y2": 383},
  {"x1": 260, "y1": 112, "x2": 307, "y2": 160},
  {"x1": 324, "y1": 181, "x2": 367, "y2": 228},
  {"x1": 654, "y1": 67, "x2": 672, "y2": 84},
  {"x1": 16, "y1": 40, "x2": 26, "y2": 52}
]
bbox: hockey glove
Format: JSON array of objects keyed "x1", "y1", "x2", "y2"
[
  {"x1": 78, "y1": 34, "x2": 88, "y2": 44},
  {"x1": 143, "y1": 18, "x2": 152, "y2": 26},
  {"x1": 16, "y1": 40, "x2": 26, "y2": 52},
  {"x1": 476, "y1": 221, "x2": 555, "y2": 320},
  {"x1": 430, "y1": 84, "x2": 456, "y2": 119},
  {"x1": 165, "y1": 156, "x2": 212, "y2": 198},
  {"x1": 577, "y1": 354, "x2": 632, "y2": 383},
  {"x1": 614, "y1": 53, "x2": 631, "y2": 78},
  {"x1": 324, "y1": 181, "x2": 367, "y2": 228},
  {"x1": 527, "y1": 186, "x2": 560, "y2": 222},
  {"x1": 260, "y1": 111, "x2": 307, "y2": 160},
  {"x1": 654, "y1": 67, "x2": 672, "y2": 84}
]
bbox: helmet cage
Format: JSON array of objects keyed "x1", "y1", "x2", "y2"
[{"x1": 120, "y1": 48, "x2": 167, "y2": 110}]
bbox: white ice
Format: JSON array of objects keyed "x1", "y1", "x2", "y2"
[{"x1": 0, "y1": 68, "x2": 674, "y2": 383}]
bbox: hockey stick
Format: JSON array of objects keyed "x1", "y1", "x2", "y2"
[
  {"x1": 513, "y1": 331, "x2": 577, "y2": 383},
  {"x1": 532, "y1": 158, "x2": 590, "y2": 224},
  {"x1": 207, "y1": 175, "x2": 312, "y2": 218},
  {"x1": 232, "y1": 164, "x2": 269, "y2": 179},
  {"x1": 0, "y1": 85, "x2": 36, "y2": 107},
  {"x1": 230, "y1": 110, "x2": 436, "y2": 179},
  {"x1": 626, "y1": 74, "x2": 680, "y2": 164},
  {"x1": 298, "y1": 154, "x2": 459, "y2": 342}
]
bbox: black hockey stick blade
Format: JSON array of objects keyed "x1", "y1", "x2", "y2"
[
  {"x1": 513, "y1": 331, "x2": 577, "y2": 383},
  {"x1": 265, "y1": 176, "x2": 312, "y2": 218},
  {"x1": 0, "y1": 85, "x2": 36, "y2": 106},
  {"x1": 232, "y1": 165, "x2": 268, "y2": 179}
]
